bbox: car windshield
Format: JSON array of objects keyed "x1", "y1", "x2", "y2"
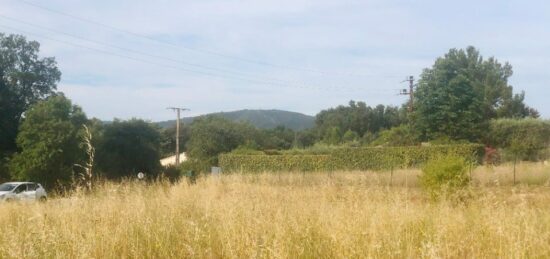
[{"x1": 0, "y1": 183, "x2": 17, "y2": 192}]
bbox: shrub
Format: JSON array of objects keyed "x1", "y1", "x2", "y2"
[
  {"x1": 179, "y1": 159, "x2": 210, "y2": 175},
  {"x1": 219, "y1": 154, "x2": 332, "y2": 172},
  {"x1": 220, "y1": 144, "x2": 483, "y2": 173},
  {"x1": 161, "y1": 165, "x2": 182, "y2": 183},
  {"x1": 489, "y1": 118, "x2": 550, "y2": 161},
  {"x1": 370, "y1": 125, "x2": 419, "y2": 147},
  {"x1": 419, "y1": 155, "x2": 470, "y2": 199}
]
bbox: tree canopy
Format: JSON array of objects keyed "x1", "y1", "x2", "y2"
[
  {"x1": 186, "y1": 116, "x2": 258, "y2": 165},
  {"x1": 488, "y1": 118, "x2": 550, "y2": 161},
  {"x1": 414, "y1": 46, "x2": 538, "y2": 142},
  {"x1": 0, "y1": 33, "x2": 61, "y2": 154},
  {"x1": 95, "y1": 119, "x2": 162, "y2": 179},
  {"x1": 9, "y1": 94, "x2": 87, "y2": 188},
  {"x1": 315, "y1": 101, "x2": 404, "y2": 144},
  {"x1": 0, "y1": 34, "x2": 61, "y2": 179}
]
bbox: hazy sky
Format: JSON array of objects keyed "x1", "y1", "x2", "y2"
[{"x1": 1, "y1": 0, "x2": 548, "y2": 120}]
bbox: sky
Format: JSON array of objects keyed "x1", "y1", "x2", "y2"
[{"x1": 1, "y1": 0, "x2": 549, "y2": 121}]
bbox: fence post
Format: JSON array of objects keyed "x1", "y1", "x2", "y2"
[
  {"x1": 390, "y1": 166, "x2": 393, "y2": 187},
  {"x1": 513, "y1": 157, "x2": 517, "y2": 185}
]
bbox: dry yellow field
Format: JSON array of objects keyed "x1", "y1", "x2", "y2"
[{"x1": 1, "y1": 163, "x2": 550, "y2": 258}]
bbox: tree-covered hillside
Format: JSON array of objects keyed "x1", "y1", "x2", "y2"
[{"x1": 156, "y1": 109, "x2": 315, "y2": 131}]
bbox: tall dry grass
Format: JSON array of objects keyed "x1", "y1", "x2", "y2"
[{"x1": 0, "y1": 163, "x2": 550, "y2": 258}]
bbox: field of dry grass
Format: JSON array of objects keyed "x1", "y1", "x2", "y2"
[{"x1": 1, "y1": 163, "x2": 550, "y2": 258}]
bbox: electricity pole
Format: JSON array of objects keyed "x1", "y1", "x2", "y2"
[
  {"x1": 399, "y1": 76, "x2": 415, "y2": 112},
  {"x1": 167, "y1": 107, "x2": 189, "y2": 166}
]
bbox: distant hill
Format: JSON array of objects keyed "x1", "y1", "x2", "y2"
[{"x1": 156, "y1": 109, "x2": 315, "y2": 131}]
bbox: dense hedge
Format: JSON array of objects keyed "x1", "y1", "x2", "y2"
[
  {"x1": 219, "y1": 155, "x2": 332, "y2": 172},
  {"x1": 219, "y1": 144, "x2": 484, "y2": 173}
]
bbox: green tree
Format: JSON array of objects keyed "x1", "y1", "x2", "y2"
[
  {"x1": 258, "y1": 126, "x2": 295, "y2": 150},
  {"x1": 489, "y1": 118, "x2": 550, "y2": 161},
  {"x1": 323, "y1": 126, "x2": 342, "y2": 145},
  {"x1": 186, "y1": 116, "x2": 257, "y2": 166},
  {"x1": 294, "y1": 129, "x2": 317, "y2": 148},
  {"x1": 315, "y1": 101, "x2": 404, "y2": 143},
  {"x1": 9, "y1": 95, "x2": 87, "y2": 189},
  {"x1": 342, "y1": 129, "x2": 359, "y2": 143},
  {"x1": 95, "y1": 119, "x2": 162, "y2": 179},
  {"x1": 414, "y1": 46, "x2": 538, "y2": 142},
  {"x1": 159, "y1": 124, "x2": 190, "y2": 158},
  {"x1": 0, "y1": 34, "x2": 61, "y2": 178},
  {"x1": 371, "y1": 124, "x2": 419, "y2": 147}
]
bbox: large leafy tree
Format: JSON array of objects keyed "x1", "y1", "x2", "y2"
[
  {"x1": 95, "y1": 119, "x2": 162, "y2": 179},
  {"x1": 414, "y1": 46, "x2": 538, "y2": 142},
  {"x1": 9, "y1": 94, "x2": 87, "y2": 188},
  {"x1": 0, "y1": 34, "x2": 61, "y2": 179}
]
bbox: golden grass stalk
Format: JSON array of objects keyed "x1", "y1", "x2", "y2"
[{"x1": 0, "y1": 163, "x2": 549, "y2": 258}]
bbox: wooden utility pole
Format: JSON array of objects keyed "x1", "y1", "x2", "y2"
[
  {"x1": 167, "y1": 107, "x2": 189, "y2": 166},
  {"x1": 399, "y1": 76, "x2": 415, "y2": 113},
  {"x1": 407, "y1": 76, "x2": 414, "y2": 112}
]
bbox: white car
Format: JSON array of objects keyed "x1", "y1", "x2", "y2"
[{"x1": 0, "y1": 182, "x2": 47, "y2": 202}]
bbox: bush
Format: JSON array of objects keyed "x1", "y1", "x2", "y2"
[
  {"x1": 370, "y1": 125, "x2": 419, "y2": 147},
  {"x1": 489, "y1": 118, "x2": 550, "y2": 161},
  {"x1": 161, "y1": 165, "x2": 182, "y2": 183},
  {"x1": 419, "y1": 155, "x2": 470, "y2": 199},
  {"x1": 179, "y1": 159, "x2": 211, "y2": 175},
  {"x1": 220, "y1": 144, "x2": 483, "y2": 173},
  {"x1": 219, "y1": 154, "x2": 332, "y2": 172}
]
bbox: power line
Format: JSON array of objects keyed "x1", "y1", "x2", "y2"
[
  {"x1": 0, "y1": 14, "x2": 366, "y2": 92},
  {"x1": 0, "y1": 14, "x2": 295, "y2": 85},
  {"x1": 0, "y1": 24, "x2": 389, "y2": 93},
  {"x1": 13, "y1": 0, "x2": 401, "y2": 78}
]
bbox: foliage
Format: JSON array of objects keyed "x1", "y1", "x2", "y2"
[
  {"x1": 156, "y1": 109, "x2": 315, "y2": 131},
  {"x1": 95, "y1": 119, "x2": 162, "y2": 179},
  {"x1": 329, "y1": 145, "x2": 482, "y2": 171},
  {"x1": 414, "y1": 46, "x2": 538, "y2": 142},
  {"x1": 323, "y1": 126, "x2": 342, "y2": 145},
  {"x1": 257, "y1": 126, "x2": 296, "y2": 150},
  {"x1": 370, "y1": 124, "x2": 419, "y2": 147},
  {"x1": 179, "y1": 159, "x2": 211, "y2": 175},
  {"x1": 488, "y1": 118, "x2": 550, "y2": 161},
  {"x1": 420, "y1": 155, "x2": 470, "y2": 199},
  {"x1": 219, "y1": 154, "x2": 332, "y2": 172},
  {"x1": 8, "y1": 94, "x2": 87, "y2": 189},
  {"x1": 342, "y1": 129, "x2": 359, "y2": 143},
  {"x1": 214, "y1": 109, "x2": 315, "y2": 131},
  {"x1": 0, "y1": 33, "x2": 61, "y2": 177},
  {"x1": 293, "y1": 128, "x2": 317, "y2": 148},
  {"x1": 315, "y1": 101, "x2": 404, "y2": 144},
  {"x1": 0, "y1": 157, "x2": 9, "y2": 182},
  {"x1": 220, "y1": 144, "x2": 483, "y2": 172},
  {"x1": 186, "y1": 116, "x2": 259, "y2": 166},
  {"x1": 161, "y1": 165, "x2": 182, "y2": 183},
  {"x1": 159, "y1": 124, "x2": 189, "y2": 158}
]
